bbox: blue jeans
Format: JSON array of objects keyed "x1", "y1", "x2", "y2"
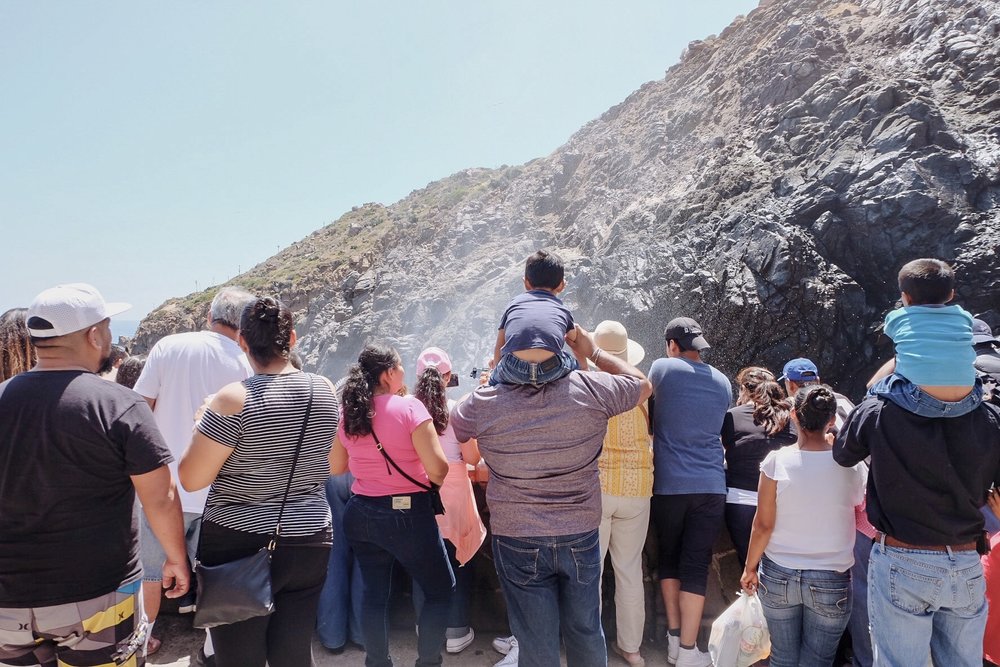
[
  {"x1": 869, "y1": 373, "x2": 983, "y2": 418},
  {"x1": 492, "y1": 529, "x2": 606, "y2": 667},
  {"x1": 849, "y1": 533, "x2": 873, "y2": 667},
  {"x1": 489, "y1": 350, "x2": 577, "y2": 386},
  {"x1": 757, "y1": 555, "x2": 851, "y2": 667},
  {"x1": 316, "y1": 473, "x2": 365, "y2": 650},
  {"x1": 867, "y1": 540, "x2": 987, "y2": 667},
  {"x1": 344, "y1": 493, "x2": 455, "y2": 667},
  {"x1": 412, "y1": 540, "x2": 472, "y2": 631}
]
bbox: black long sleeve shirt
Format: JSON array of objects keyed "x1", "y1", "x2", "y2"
[{"x1": 833, "y1": 396, "x2": 1000, "y2": 546}]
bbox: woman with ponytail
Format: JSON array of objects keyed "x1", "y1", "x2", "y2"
[
  {"x1": 739, "y1": 385, "x2": 866, "y2": 667},
  {"x1": 721, "y1": 367, "x2": 796, "y2": 568},
  {"x1": 329, "y1": 344, "x2": 452, "y2": 667},
  {"x1": 410, "y1": 347, "x2": 485, "y2": 655},
  {"x1": 179, "y1": 296, "x2": 339, "y2": 667}
]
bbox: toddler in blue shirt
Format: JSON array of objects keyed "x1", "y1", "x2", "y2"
[
  {"x1": 490, "y1": 250, "x2": 586, "y2": 386},
  {"x1": 868, "y1": 258, "x2": 982, "y2": 417}
]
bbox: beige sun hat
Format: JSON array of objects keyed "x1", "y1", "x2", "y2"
[{"x1": 591, "y1": 320, "x2": 645, "y2": 366}]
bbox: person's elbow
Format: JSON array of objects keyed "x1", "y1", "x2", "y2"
[
  {"x1": 426, "y1": 458, "x2": 449, "y2": 486},
  {"x1": 177, "y1": 458, "x2": 210, "y2": 492},
  {"x1": 636, "y1": 379, "x2": 653, "y2": 405},
  {"x1": 752, "y1": 514, "x2": 775, "y2": 534}
]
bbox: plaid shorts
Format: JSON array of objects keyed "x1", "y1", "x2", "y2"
[{"x1": 0, "y1": 580, "x2": 146, "y2": 667}]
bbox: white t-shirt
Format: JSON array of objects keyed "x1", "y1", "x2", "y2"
[
  {"x1": 133, "y1": 330, "x2": 252, "y2": 512},
  {"x1": 761, "y1": 445, "x2": 865, "y2": 572}
]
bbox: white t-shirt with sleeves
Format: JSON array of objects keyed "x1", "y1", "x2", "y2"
[
  {"x1": 761, "y1": 445, "x2": 866, "y2": 572},
  {"x1": 133, "y1": 330, "x2": 252, "y2": 512}
]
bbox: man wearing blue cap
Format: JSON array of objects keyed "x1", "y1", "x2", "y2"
[{"x1": 779, "y1": 358, "x2": 854, "y2": 431}]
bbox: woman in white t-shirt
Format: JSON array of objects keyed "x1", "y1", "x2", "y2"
[{"x1": 740, "y1": 385, "x2": 865, "y2": 667}]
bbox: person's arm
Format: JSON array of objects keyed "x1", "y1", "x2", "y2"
[
  {"x1": 740, "y1": 473, "x2": 777, "y2": 594},
  {"x1": 131, "y1": 466, "x2": 190, "y2": 598},
  {"x1": 492, "y1": 329, "x2": 505, "y2": 368},
  {"x1": 565, "y1": 324, "x2": 653, "y2": 403},
  {"x1": 412, "y1": 419, "x2": 448, "y2": 485},
  {"x1": 330, "y1": 433, "x2": 349, "y2": 475},
  {"x1": 178, "y1": 382, "x2": 244, "y2": 491},
  {"x1": 866, "y1": 358, "x2": 896, "y2": 389},
  {"x1": 832, "y1": 406, "x2": 871, "y2": 467},
  {"x1": 721, "y1": 410, "x2": 736, "y2": 451},
  {"x1": 459, "y1": 437, "x2": 481, "y2": 466},
  {"x1": 143, "y1": 396, "x2": 156, "y2": 411}
]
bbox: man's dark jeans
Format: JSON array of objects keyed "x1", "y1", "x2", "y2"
[{"x1": 492, "y1": 529, "x2": 606, "y2": 667}]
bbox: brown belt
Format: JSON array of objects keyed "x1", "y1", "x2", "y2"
[{"x1": 878, "y1": 532, "x2": 977, "y2": 552}]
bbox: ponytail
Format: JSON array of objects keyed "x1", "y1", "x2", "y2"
[
  {"x1": 414, "y1": 367, "x2": 449, "y2": 435},
  {"x1": 749, "y1": 380, "x2": 792, "y2": 436},
  {"x1": 340, "y1": 344, "x2": 400, "y2": 437}
]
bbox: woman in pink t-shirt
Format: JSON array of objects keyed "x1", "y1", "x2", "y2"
[{"x1": 330, "y1": 344, "x2": 452, "y2": 667}]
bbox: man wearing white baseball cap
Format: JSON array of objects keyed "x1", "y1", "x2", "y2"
[{"x1": 0, "y1": 283, "x2": 189, "y2": 667}]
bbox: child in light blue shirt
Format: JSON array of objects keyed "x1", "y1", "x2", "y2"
[{"x1": 867, "y1": 258, "x2": 982, "y2": 417}]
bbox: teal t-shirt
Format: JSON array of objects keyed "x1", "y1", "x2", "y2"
[
  {"x1": 649, "y1": 357, "x2": 732, "y2": 495},
  {"x1": 884, "y1": 304, "x2": 975, "y2": 386}
]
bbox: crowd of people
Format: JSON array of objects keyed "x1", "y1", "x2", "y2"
[{"x1": 1, "y1": 252, "x2": 1000, "y2": 667}]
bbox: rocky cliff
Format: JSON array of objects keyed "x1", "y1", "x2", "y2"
[{"x1": 135, "y1": 0, "x2": 1000, "y2": 397}]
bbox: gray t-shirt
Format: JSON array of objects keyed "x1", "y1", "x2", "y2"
[{"x1": 451, "y1": 371, "x2": 642, "y2": 537}]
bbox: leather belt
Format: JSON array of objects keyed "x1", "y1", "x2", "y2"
[{"x1": 878, "y1": 532, "x2": 977, "y2": 552}]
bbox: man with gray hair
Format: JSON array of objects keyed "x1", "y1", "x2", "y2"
[{"x1": 133, "y1": 286, "x2": 254, "y2": 660}]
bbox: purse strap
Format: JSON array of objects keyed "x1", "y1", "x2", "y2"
[
  {"x1": 270, "y1": 376, "x2": 315, "y2": 548},
  {"x1": 371, "y1": 429, "x2": 434, "y2": 492}
]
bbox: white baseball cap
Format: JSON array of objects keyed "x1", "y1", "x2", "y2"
[{"x1": 27, "y1": 283, "x2": 131, "y2": 338}]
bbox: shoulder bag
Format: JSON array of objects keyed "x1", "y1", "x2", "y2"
[
  {"x1": 192, "y1": 379, "x2": 315, "y2": 629},
  {"x1": 371, "y1": 429, "x2": 446, "y2": 515}
]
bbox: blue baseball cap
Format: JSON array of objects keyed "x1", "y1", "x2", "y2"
[{"x1": 779, "y1": 358, "x2": 820, "y2": 383}]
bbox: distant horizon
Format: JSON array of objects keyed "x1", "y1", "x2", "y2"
[{"x1": 1, "y1": 1, "x2": 759, "y2": 321}]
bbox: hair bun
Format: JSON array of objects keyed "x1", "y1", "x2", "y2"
[{"x1": 808, "y1": 387, "x2": 835, "y2": 411}]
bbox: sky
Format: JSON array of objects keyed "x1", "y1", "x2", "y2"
[{"x1": 1, "y1": 1, "x2": 759, "y2": 322}]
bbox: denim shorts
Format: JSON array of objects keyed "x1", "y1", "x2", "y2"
[
  {"x1": 489, "y1": 350, "x2": 578, "y2": 387},
  {"x1": 140, "y1": 511, "x2": 201, "y2": 581},
  {"x1": 869, "y1": 373, "x2": 983, "y2": 418}
]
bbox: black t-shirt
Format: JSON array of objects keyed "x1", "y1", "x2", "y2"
[
  {"x1": 721, "y1": 403, "x2": 797, "y2": 491},
  {"x1": 0, "y1": 371, "x2": 171, "y2": 606},
  {"x1": 833, "y1": 396, "x2": 1000, "y2": 546}
]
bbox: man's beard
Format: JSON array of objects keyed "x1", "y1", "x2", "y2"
[{"x1": 96, "y1": 353, "x2": 114, "y2": 375}]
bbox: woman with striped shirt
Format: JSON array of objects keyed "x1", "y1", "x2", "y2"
[
  {"x1": 180, "y1": 296, "x2": 338, "y2": 667},
  {"x1": 330, "y1": 344, "x2": 452, "y2": 667}
]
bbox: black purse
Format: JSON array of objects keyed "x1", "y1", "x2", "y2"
[
  {"x1": 192, "y1": 381, "x2": 314, "y2": 629},
  {"x1": 371, "y1": 429, "x2": 446, "y2": 515}
]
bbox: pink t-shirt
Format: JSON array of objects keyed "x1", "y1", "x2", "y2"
[{"x1": 339, "y1": 394, "x2": 433, "y2": 497}]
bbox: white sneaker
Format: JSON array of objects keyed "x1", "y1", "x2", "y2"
[
  {"x1": 666, "y1": 634, "x2": 679, "y2": 663},
  {"x1": 446, "y1": 627, "x2": 475, "y2": 654},
  {"x1": 492, "y1": 635, "x2": 516, "y2": 655},
  {"x1": 674, "y1": 646, "x2": 712, "y2": 667},
  {"x1": 494, "y1": 642, "x2": 519, "y2": 666}
]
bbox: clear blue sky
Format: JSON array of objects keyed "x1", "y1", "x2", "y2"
[{"x1": 1, "y1": 1, "x2": 758, "y2": 320}]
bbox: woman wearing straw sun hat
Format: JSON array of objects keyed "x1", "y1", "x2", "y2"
[{"x1": 591, "y1": 320, "x2": 652, "y2": 667}]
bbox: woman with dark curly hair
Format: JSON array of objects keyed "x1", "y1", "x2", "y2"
[
  {"x1": 740, "y1": 385, "x2": 865, "y2": 667},
  {"x1": 722, "y1": 367, "x2": 796, "y2": 569},
  {"x1": 410, "y1": 347, "x2": 484, "y2": 655},
  {"x1": 179, "y1": 296, "x2": 339, "y2": 667},
  {"x1": 0, "y1": 308, "x2": 36, "y2": 381},
  {"x1": 330, "y1": 344, "x2": 452, "y2": 667}
]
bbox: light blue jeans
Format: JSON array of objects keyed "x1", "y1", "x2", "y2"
[
  {"x1": 867, "y1": 539, "x2": 987, "y2": 667},
  {"x1": 488, "y1": 350, "x2": 577, "y2": 387},
  {"x1": 757, "y1": 555, "x2": 851, "y2": 667},
  {"x1": 869, "y1": 373, "x2": 983, "y2": 418}
]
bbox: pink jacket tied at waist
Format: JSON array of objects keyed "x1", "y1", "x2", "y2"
[{"x1": 436, "y1": 461, "x2": 486, "y2": 565}]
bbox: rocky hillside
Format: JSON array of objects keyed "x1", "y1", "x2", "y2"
[{"x1": 135, "y1": 0, "x2": 1000, "y2": 397}]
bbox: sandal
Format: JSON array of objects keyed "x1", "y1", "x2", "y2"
[
  {"x1": 147, "y1": 636, "x2": 162, "y2": 655},
  {"x1": 612, "y1": 643, "x2": 645, "y2": 667}
]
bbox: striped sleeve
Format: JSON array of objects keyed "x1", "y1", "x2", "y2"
[{"x1": 197, "y1": 409, "x2": 243, "y2": 448}]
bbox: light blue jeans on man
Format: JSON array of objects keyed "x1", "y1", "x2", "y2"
[
  {"x1": 757, "y1": 555, "x2": 851, "y2": 667},
  {"x1": 867, "y1": 539, "x2": 987, "y2": 667},
  {"x1": 492, "y1": 529, "x2": 606, "y2": 667},
  {"x1": 869, "y1": 373, "x2": 983, "y2": 418}
]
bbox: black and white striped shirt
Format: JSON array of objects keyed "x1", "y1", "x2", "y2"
[{"x1": 197, "y1": 372, "x2": 338, "y2": 536}]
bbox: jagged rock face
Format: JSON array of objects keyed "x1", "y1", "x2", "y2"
[{"x1": 137, "y1": 0, "x2": 1000, "y2": 398}]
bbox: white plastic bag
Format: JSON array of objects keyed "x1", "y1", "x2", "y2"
[{"x1": 708, "y1": 591, "x2": 770, "y2": 667}]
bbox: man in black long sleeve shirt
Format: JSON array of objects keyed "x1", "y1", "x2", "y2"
[{"x1": 834, "y1": 396, "x2": 1000, "y2": 666}]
